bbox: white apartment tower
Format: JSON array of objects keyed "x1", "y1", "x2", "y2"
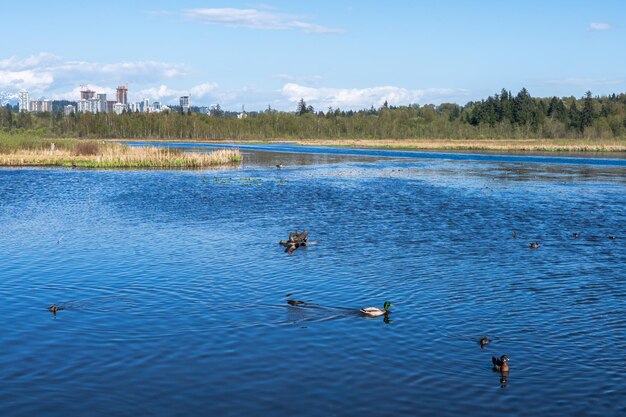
[{"x1": 19, "y1": 90, "x2": 29, "y2": 112}]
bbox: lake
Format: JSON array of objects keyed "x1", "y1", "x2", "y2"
[{"x1": 1, "y1": 144, "x2": 625, "y2": 417}]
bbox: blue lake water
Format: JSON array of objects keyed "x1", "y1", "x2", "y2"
[{"x1": 1, "y1": 144, "x2": 625, "y2": 416}]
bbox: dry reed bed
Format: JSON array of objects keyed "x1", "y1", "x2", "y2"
[
  {"x1": 137, "y1": 138, "x2": 626, "y2": 152},
  {"x1": 286, "y1": 138, "x2": 626, "y2": 152},
  {"x1": 0, "y1": 144, "x2": 242, "y2": 168}
]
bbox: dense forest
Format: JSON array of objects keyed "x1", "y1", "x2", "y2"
[{"x1": 1, "y1": 88, "x2": 626, "y2": 140}]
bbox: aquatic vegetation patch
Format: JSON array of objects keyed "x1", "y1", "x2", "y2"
[{"x1": 205, "y1": 176, "x2": 289, "y2": 187}]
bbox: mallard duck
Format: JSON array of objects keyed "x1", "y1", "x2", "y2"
[
  {"x1": 492, "y1": 355, "x2": 510, "y2": 372},
  {"x1": 529, "y1": 242, "x2": 540, "y2": 249},
  {"x1": 48, "y1": 304, "x2": 58, "y2": 313},
  {"x1": 360, "y1": 301, "x2": 393, "y2": 317},
  {"x1": 480, "y1": 337, "x2": 491, "y2": 348},
  {"x1": 609, "y1": 235, "x2": 617, "y2": 240},
  {"x1": 276, "y1": 164, "x2": 283, "y2": 169},
  {"x1": 573, "y1": 232, "x2": 580, "y2": 238},
  {"x1": 285, "y1": 242, "x2": 301, "y2": 254}
]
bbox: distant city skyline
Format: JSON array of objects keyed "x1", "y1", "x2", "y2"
[{"x1": 1, "y1": 1, "x2": 625, "y2": 111}]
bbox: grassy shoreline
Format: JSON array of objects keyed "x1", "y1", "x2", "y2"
[
  {"x1": 0, "y1": 135, "x2": 242, "y2": 168},
  {"x1": 109, "y1": 137, "x2": 626, "y2": 153}
]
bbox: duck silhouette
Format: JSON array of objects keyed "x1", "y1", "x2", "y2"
[
  {"x1": 529, "y1": 242, "x2": 540, "y2": 249},
  {"x1": 492, "y1": 355, "x2": 510, "y2": 372},
  {"x1": 48, "y1": 304, "x2": 64, "y2": 316},
  {"x1": 479, "y1": 337, "x2": 491, "y2": 348},
  {"x1": 573, "y1": 232, "x2": 580, "y2": 239}
]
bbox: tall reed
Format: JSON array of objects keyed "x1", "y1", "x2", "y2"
[{"x1": 0, "y1": 134, "x2": 241, "y2": 167}]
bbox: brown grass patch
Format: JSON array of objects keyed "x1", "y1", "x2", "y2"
[{"x1": 0, "y1": 143, "x2": 242, "y2": 168}]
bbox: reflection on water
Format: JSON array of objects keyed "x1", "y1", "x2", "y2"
[{"x1": 0, "y1": 146, "x2": 625, "y2": 417}]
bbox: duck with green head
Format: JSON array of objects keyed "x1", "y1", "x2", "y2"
[
  {"x1": 492, "y1": 355, "x2": 510, "y2": 372},
  {"x1": 360, "y1": 301, "x2": 393, "y2": 317}
]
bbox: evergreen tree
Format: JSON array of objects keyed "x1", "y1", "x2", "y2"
[
  {"x1": 547, "y1": 97, "x2": 567, "y2": 122},
  {"x1": 512, "y1": 88, "x2": 534, "y2": 125},
  {"x1": 580, "y1": 91, "x2": 594, "y2": 129},
  {"x1": 296, "y1": 98, "x2": 308, "y2": 115},
  {"x1": 568, "y1": 101, "x2": 581, "y2": 131}
]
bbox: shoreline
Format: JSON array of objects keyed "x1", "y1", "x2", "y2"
[{"x1": 107, "y1": 137, "x2": 626, "y2": 154}]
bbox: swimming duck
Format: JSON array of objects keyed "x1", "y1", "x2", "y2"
[
  {"x1": 573, "y1": 232, "x2": 580, "y2": 238},
  {"x1": 48, "y1": 304, "x2": 58, "y2": 313},
  {"x1": 609, "y1": 235, "x2": 617, "y2": 240},
  {"x1": 480, "y1": 337, "x2": 491, "y2": 348},
  {"x1": 287, "y1": 300, "x2": 305, "y2": 306},
  {"x1": 529, "y1": 242, "x2": 540, "y2": 249},
  {"x1": 512, "y1": 231, "x2": 517, "y2": 239},
  {"x1": 276, "y1": 164, "x2": 283, "y2": 169},
  {"x1": 360, "y1": 301, "x2": 393, "y2": 317},
  {"x1": 285, "y1": 242, "x2": 301, "y2": 254},
  {"x1": 492, "y1": 355, "x2": 510, "y2": 372}
]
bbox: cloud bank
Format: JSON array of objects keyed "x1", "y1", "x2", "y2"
[
  {"x1": 0, "y1": 53, "x2": 189, "y2": 98},
  {"x1": 281, "y1": 83, "x2": 468, "y2": 109}
]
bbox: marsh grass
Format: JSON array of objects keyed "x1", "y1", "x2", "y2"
[
  {"x1": 285, "y1": 138, "x2": 626, "y2": 152},
  {"x1": 161, "y1": 137, "x2": 626, "y2": 152},
  {"x1": 0, "y1": 133, "x2": 241, "y2": 168}
]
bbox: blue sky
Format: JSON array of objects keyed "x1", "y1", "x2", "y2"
[{"x1": 1, "y1": 0, "x2": 625, "y2": 110}]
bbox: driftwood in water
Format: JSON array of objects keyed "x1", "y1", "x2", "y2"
[{"x1": 279, "y1": 230, "x2": 309, "y2": 253}]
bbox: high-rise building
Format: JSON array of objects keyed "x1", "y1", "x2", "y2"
[
  {"x1": 41, "y1": 100, "x2": 52, "y2": 112},
  {"x1": 64, "y1": 104, "x2": 76, "y2": 116},
  {"x1": 116, "y1": 85, "x2": 128, "y2": 104},
  {"x1": 180, "y1": 96, "x2": 190, "y2": 112},
  {"x1": 106, "y1": 100, "x2": 116, "y2": 113},
  {"x1": 77, "y1": 98, "x2": 99, "y2": 113},
  {"x1": 19, "y1": 90, "x2": 29, "y2": 112},
  {"x1": 113, "y1": 103, "x2": 126, "y2": 115},
  {"x1": 29, "y1": 100, "x2": 53, "y2": 112},
  {"x1": 81, "y1": 89, "x2": 95, "y2": 100},
  {"x1": 89, "y1": 98, "x2": 99, "y2": 113},
  {"x1": 97, "y1": 94, "x2": 107, "y2": 113},
  {"x1": 77, "y1": 100, "x2": 89, "y2": 113}
]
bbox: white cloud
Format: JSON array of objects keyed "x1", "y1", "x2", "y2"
[
  {"x1": 47, "y1": 84, "x2": 117, "y2": 101},
  {"x1": 190, "y1": 82, "x2": 218, "y2": 98},
  {"x1": 0, "y1": 70, "x2": 54, "y2": 91},
  {"x1": 0, "y1": 53, "x2": 189, "y2": 98},
  {"x1": 281, "y1": 83, "x2": 468, "y2": 109},
  {"x1": 589, "y1": 22, "x2": 613, "y2": 31},
  {"x1": 0, "y1": 52, "x2": 61, "y2": 71},
  {"x1": 134, "y1": 83, "x2": 219, "y2": 104},
  {"x1": 184, "y1": 8, "x2": 343, "y2": 33},
  {"x1": 136, "y1": 85, "x2": 181, "y2": 101}
]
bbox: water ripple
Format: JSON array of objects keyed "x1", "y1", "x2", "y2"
[{"x1": 0, "y1": 151, "x2": 625, "y2": 417}]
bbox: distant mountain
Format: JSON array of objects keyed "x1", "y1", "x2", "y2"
[{"x1": 0, "y1": 91, "x2": 19, "y2": 106}]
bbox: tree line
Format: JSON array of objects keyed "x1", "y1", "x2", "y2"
[{"x1": 1, "y1": 88, "x2": 626, "y2": 140}]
